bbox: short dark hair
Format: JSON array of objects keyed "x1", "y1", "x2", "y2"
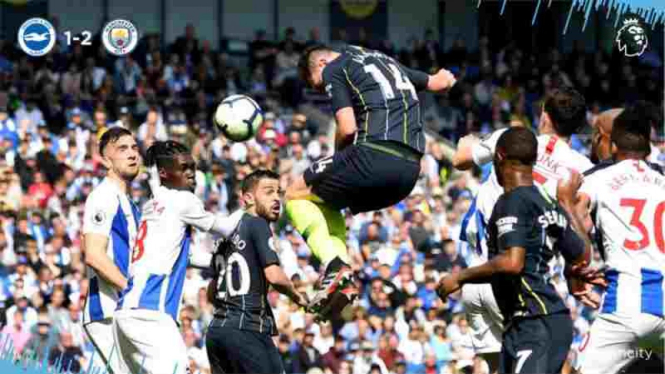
[
  {"x1": 611, "y1": 104, "x2": 652, "y2": 155},
  {"x1": 543, "y1": 87, "x2": 587, "y2": 137},
  {"x1": 145, "y1": 140, "x2": 190, "y2": 169},
  {"x1": 99, "y1": 127, "x2": 133, "y2": 155},
  {"x1": 298, "y1": 44, "x2": 332, "y2": 82},
  {"x1": 241, "y1": 169, "x2": 280, "y2": 194},
  {"x1": 496, "y1": 127, "x2": 538, "y2": 166}
]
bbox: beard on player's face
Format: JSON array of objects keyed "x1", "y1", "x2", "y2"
[{"x1": 256, "y1": 200, "x2": 279, "y2": 222}]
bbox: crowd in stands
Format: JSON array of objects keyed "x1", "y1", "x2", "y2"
[{"x1": 0, "y1": 20, "x2": 663, "y2": 374}]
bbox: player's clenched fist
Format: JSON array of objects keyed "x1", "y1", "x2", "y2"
[
  {"x1": 436, "y1": 273, "x2": 461, "y2": 300},
  {"x1": 294, "y1": 291, "x2": 310, "y2": 308},
  {"x1": 434, "y1": 68, "x2": 457, "y2": 90}
]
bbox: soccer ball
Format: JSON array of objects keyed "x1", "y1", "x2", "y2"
[{"x1": 214, "y1": 95, "x2": 264, "y2": 142}]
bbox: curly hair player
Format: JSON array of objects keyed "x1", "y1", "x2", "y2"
[{"x1": 111, "y1": 140, "x2": 243, "y2": 374}]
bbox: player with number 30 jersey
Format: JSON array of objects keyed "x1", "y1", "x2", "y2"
[{"x1": 572, "y1": 106, "x2": 665, "y2": 374}]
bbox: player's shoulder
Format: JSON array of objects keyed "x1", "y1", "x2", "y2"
[
  {"x1": 242, "y1": 213, "x2": 271, "y2": 232},
  {"x1": 323, "y1": 49, "x2": 352, "y2": 78},
  {"x1": 496, "y1": 187, "x2": 536, "y2": 214},
  {"x1": 85, "y1": 180, "x2": 119, "y2": 208},
  {"x1": 162, "y1": 187, "x2": 200, "y2": 205},
  {"x1": 583, "y1": 160, "x2": 614, "y2": 177},
  {"x1": 548, "y1": 138, "x2": 593, "y2": 171}
]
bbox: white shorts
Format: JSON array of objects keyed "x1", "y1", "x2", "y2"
[
  {"x1": 577, "y1": 312, "x2": 665, "y2": 374},
  {"x1": 84, "y1": 319, "x2": 124, "y2": 374},
  {"x1": 113, "y1": 309, "x2": 189, "y2": 374},
  {"x1": 461, "y1": 283, "x2": 503, "y2": 354}
]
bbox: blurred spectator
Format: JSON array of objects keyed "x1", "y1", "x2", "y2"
[
  {"x1": 353, "y1": 341, "x2": 387, "y2": 374},
  {"x1": 48, "y1": 331, "x2": 85, "y2": 373},
  {"x1": 1, "y1": 310, "x2": 31, "y2": 355},
  {"x1": 322, "y1": 335, "x2": 346, "y2": 373},
  {"x1": 296, "y1": 331, "x2": 323, "y2": 373},
  {"x1": 0, "y1": 22, "x2": 659, "y2": 374}
]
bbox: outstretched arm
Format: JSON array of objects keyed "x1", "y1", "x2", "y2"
[
  {"x1": 178, "y1": 192, "x2": 245, "y2": 239},
  {"x1": 437, "y1": 246, "x2": 525, "y2": 298}
]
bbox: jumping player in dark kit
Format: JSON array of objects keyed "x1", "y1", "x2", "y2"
[
  {"x1": 205, "y1": 170, "x2": 308, "y2": 374},
  {"x1": 287, "y1": 44, "x2": 457, "y2": 319},
  {"x1": 436, "y1": 127, "x2": 600, "y2": 374}
]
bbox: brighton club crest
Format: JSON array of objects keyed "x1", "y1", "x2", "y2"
[
  {"x1": 102, "y1": 19, "x2": 138, "y2": 56},
  {"x1": 615, "y1": 15, "x2": 648, "y2": 57}
]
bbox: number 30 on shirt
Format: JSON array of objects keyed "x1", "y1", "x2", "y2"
[{"x1": 620, "y1": 198, "x2": 665, "y2": 253}]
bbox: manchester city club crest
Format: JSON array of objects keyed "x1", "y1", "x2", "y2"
[
  {"x1": 17, "y1": 18, "x2": 56, "y2": 57},
  {"x1": 102, "y1": 19, "x2": 138, "y2": 56}
]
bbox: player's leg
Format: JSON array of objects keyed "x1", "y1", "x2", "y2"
[
  {"x1": 259, "y1": 331, "x2": 287, "y2": 374},
  {"x1": 206, "y1": 320, "x2": 284, "y2": 374},
  {"x1": 499, "y1": 316, "x2": 553, "y2": 374},
  {"x1": 114, "y1": 310, "x2": 189, "y2": 374},
  {"x1": 622, "y1": 313, "x2": 665, "y2": 374},
  {"x1": 577, "y1": 313, "x2": 640, "y2": 374},
  {"x1": 544, "y1": 312, "x2": 574, "y2": 374},
  {"x1": 284, "y1": 172, "x2": 348, "y2": 265},
  {"x1": 285, "y1": 151, "x2": 361, "y2": 315},
  {"x1": 461, "y1": 283, "x2": 502, "y2": 373},
  {"x1": 205, "y1": 320, "x2": 243, "y2": 374},
  {"x1": 83, "y1": 319, "x2": 122, "y2": 374}
]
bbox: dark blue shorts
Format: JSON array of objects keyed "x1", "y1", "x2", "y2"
[
  {"x1": 500, "y1": 312, "x2": 573, "y2": 374},
  {"x1": 205, "y1": 319, "x2": 284, "y2": 374},
  {"x1": 303, "y1": 141, "x2": 421, "y2": 214}
]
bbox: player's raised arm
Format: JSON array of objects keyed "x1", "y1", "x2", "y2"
[
  {"x1": 453, "y1": 127, "x2": 516, "y2": 170},
  {"x1": 177, "y1": 194, "x2": 244, "y2": 238}
]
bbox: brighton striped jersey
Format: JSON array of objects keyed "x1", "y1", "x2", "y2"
[
  {"x1": 580, "y1": 159, "x2": 665, "y2": 317},
  {"x1": 461, "y1": 129, "x2": 593, "y2": 264},
  {"x1": 117, "y1": 185, "x2": 240, "y2": 322},
  {"x1": 82, "y1": 178, "x2": 140, "y2": 324},
  {"x1": 323, "y1": 45, "x2": 430, "y2": 153},
  {"x1": 210, "y1": 213, "x2": 280, "y2": 336}
]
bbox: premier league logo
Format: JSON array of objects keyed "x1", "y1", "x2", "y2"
[
  {"x1": 102, "y1": 19, "x2": 138, "y2": 56},
  {"x1": 18, "y1": 18, "x2": 56, "y2": 57},
  {"x1": 616, "y1": 14, "x2": 648, "y2": 57}
]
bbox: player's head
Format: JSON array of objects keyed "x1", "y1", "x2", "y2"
[
  {"x1": 539, "y1": 87, "x2": 587, "y2": 138},
  {"x1": 241, "y1": 169, "x2": 281, "y2": 222},
  {"x1": 611, "y1": 103, "x2": 653, "y2": 160},
  {"x1": 591, "y1": 108, "x2": 623, "y2": 163},
  {"x1": 98, "y1": 127, "x2": 140, "y2": 182},
  {"x1": 145, "y1": 140, "x2": 196, "y2": 192},
  {"x1": 299, "y1": 44, "x2": 335, "y2": 90},
  {"x1": 494, "y1": 127, "x2": 538, "y2": 187}
]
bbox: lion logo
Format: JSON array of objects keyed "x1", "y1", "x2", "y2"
[{"x1": 616, "y1": 16, "x2": 648, "y2": 57}]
